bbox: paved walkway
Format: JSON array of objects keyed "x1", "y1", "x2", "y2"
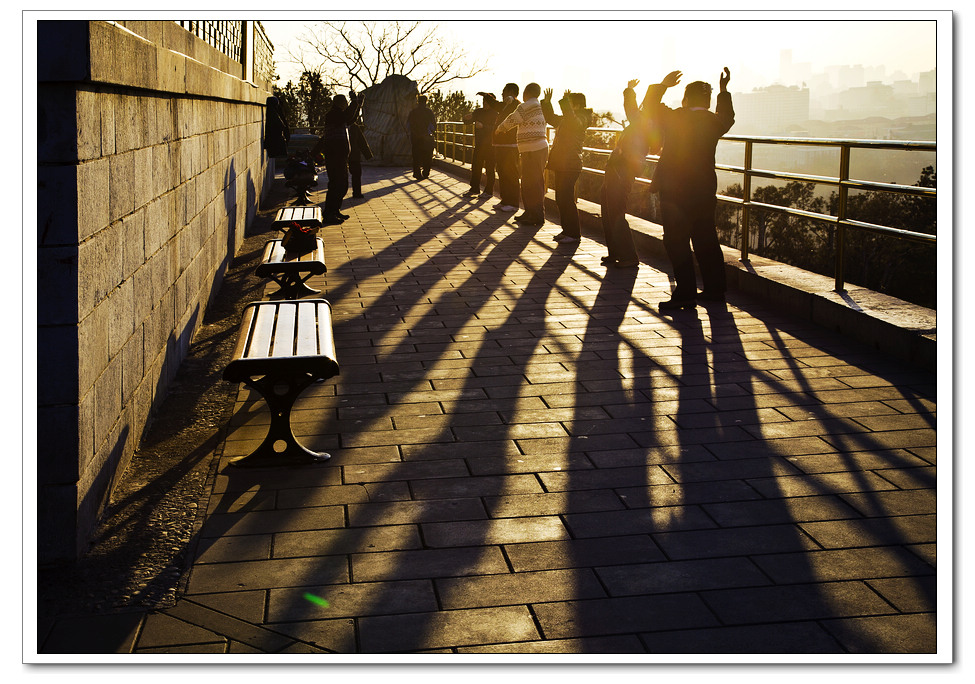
[{"x1": 41, "y1": 165, "x2": 938, "y2": 658}]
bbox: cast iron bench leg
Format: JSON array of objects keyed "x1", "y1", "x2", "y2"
[
  {"x1": 231, "y1": 371, "x2": 331, "y2": 468},
  {"x1": 267, "y1": 272, "x2": 321, "y2": 299}
]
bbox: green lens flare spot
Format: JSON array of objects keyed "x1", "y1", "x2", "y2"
[{"x1": 303, "y1": 593, "x2": 330, "y2": 608}]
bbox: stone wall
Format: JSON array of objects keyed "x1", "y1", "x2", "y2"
[{"x1": 37, "y1": 20, "x2": 272, "y2": 563}]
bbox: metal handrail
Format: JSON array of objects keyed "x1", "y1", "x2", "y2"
[{"x1": 435, "y1": 121, "x2": 936, "y2": 293}]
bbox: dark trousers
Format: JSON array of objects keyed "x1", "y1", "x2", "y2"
[
  {"x1": 411, "y1": 136, "x2": 433, "y2": 178},
  {"x1": 494, "y1": 146, "x2": 520, "y2": 207},
  {"x1": 470, "y1": 143, "x2": 495, "y2": 193},
  {"x1": 519, "y1": 147, "x2": 548, "y2": 221},
  {"x1": 349, "y1": 154, "x2": 362, "y2": 196},
  {"x1": 601, "y1": 155, "x2": 638, "y2": 262},
  {"x1": 660, "y1": 194, "x2": 726, "y2": 298},
  {"x1": 553, "y1": 168, "x2": 581, "y2": 237},
  {"x1": 324, "y1": 152, "x2": 349, "y2": 214}
]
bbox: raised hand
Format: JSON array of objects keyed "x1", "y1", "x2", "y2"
[
  {"x1": 627, "y1": 79, "x2": 640, "y2": 90},
  {"x1": 543, "y1": 88, "x2": 554, "y2": 101},
  {"x1": 719, "y1": 67, "x2": 731, "y2": 91},
  {"x1": 662, "y1": 70, "x2": 682, "y2": 88}
]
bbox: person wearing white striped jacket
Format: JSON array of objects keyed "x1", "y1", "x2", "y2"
[{"x1": 496, "y1": 82, "x2": 549, "y2": 226}]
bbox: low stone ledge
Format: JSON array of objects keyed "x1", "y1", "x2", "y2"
[{"x1": 434, "y1": 156, "x2": 936, "y2": 371}]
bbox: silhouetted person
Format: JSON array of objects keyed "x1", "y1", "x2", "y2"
[
  {"x1": 484, "y1": 84, "x2": 521, "y2": 212},
  {"x1": 408, "y1": 94, "x2": 436, "y2": 180},
  {"x1": 263, "y1": 96, "x2": 290, "y2": 159},
  {"x1": 648, "y1": 68, "x2": 735, "y2": 309},
  {"x1": 496, "y1": 82, "x2": 549, "y2": 226},
  {"x1": 542, "y1": 89, "x2": 592, "y2": 243},
  {"x1": 348, "y1": 95, "x2": 373, "y2": 198},
  {"x1": 600, "y1": 79, "x2": 657, "y2": 269},
  {"x1": 312, "y1": 92, "x2": 362, "y2": 223},
  {"x1": 463, "y1": 92, "x2": 498, "y2": 197}
]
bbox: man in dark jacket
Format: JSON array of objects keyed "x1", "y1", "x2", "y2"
[
  {"x1": 463, "y1": 92, "x2": 498, "y2": 197},
  {"x1": 649, "y1": 68, "x2": 735, "y2": 309},
  {"x1": 542, "y1": 89, "x2": 592, "y2": 243},
  {"x1": 407, "y1": 95, "x2": 437, "y2": 180},
  {"x1": 312, "y1": 92, "x2": 362, "y2": 223},
  {"x1": 484, "y1": 84, "x2": 521, "y2": 212},
  {"x1": 599, "y1": 79, "x2": 658, "y2": 268}
]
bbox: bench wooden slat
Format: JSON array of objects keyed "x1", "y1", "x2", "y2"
[
  {"x1": 247, "y1": 303, "x2": 277, "y2": 358},
  {"x1": 271, "y1": 303, "x2": 297, "y2": 357},
  {"x1": 317, "y1": 301, "x2": 337, "y2": 361},
  {"x1": 296, "y1": 302, "x2": 319, "y2": 356}
]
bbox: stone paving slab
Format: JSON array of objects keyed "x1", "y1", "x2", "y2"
[{"x1": 38, "y1": 166, "x2": 940, "y2": 659}]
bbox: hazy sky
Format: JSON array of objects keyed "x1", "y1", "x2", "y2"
[{"x1": 262, "y1": 11, "x2": 942, "y2": 113}]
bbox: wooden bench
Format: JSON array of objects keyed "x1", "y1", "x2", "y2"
[
  {"x1": 256, "y1": 237, "x2": 327, "y2": 299},
  {"x1": 260, "y1": 206, "x2": 327, "y2": 298},
  {"x1": 224, "y1": 299, "x2": 340, "y2": 467},
  {"x1": 271, "y1": 205, "x2": 324, "y2": 231}
]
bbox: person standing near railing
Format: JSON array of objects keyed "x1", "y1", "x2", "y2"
[
  {"x1": 463, "y1": 92, "x2": 498, "y2": 198},
  {"x1": 600, "y1": 79, "x2": 659, "y2": 268},
  {"x1": 541, "y1": 89, "x2": 592, "y2": 243},
  {"x1": 648, "y1": 68, "x2": 735, "y2": 309},
  {"x1": 408, "y1": 94, "x2": 437, "y2": 180},
  {"x1": 484, "y1": 84, "x2": 522, "y2": 212},
  {"x1": 495, "y1": 82, "x2": 549, "y2": 226}
]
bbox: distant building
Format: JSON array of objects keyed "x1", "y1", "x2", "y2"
[{"x1": 732, "y1": 84, "x2": 810, "y2": 135}]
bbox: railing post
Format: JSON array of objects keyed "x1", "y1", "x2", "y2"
[
  {"x1": 740, "y1": 140, "x2": 753, "y2": 262},
  {"x1": 835, "y1": 145, "x2": 851, "y2": 292}
]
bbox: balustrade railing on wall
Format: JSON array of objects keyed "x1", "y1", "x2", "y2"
[{"x1": 436, "y1": 122, "x2": 936, "y2": 299}]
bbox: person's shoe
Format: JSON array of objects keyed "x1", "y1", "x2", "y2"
[
  {"x1": 323, "y1": 213, "x2": 345, "y2": 224},
  {"x1": 555, "y1": 234, "x2": 579, "y2": 244},
  {"x1": 601, "y1": 255, "x2": 616, "y2": 265},
  {"x1": 610, "y1": 259, "x2": 638, "y2": 268},
  {"x1": 697, "y1": 290, "x2": 726, "y2": 302},
  {"x1": 481, "y1": 190, "x2": 494, "y2": 197},
  {"x1": 497, "y1": 204, "x2": 517, "y2": 212},
  {"x1": 336, "y1": 212, "x2": 350, "y2": 220},
  {"x1": 659, "y1": 296, "x2": 696, "y2": 311},
  {"x1": 464, "y1": 189, "x2": 479, "y2": 196},
  {"x1": 352, "y1": 193, "x2": 364, "y2": 198}
]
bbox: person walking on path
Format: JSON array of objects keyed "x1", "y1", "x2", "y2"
[
  {"x1": 408, "y1": 94, "x2": 437, "y2": 180},
  {"x1": 312, "y1": 91, "x2": 362, "y2": 224},
  {"x1": 541, "y1": 88, "x2": 592, "y2": 243},
  {"x1": 496, "y1": 82, "x2": 549, "y2": 226},
  {"x1": 463, "y1": 92, "x2": 498, "y2": 197},
  {"x1": 599, "y1": 79, "x2": 658, "y2": 269},
  {"x1": 648, "y1": 68, "x2": 735, "y2": 309},
  {"x1": 484, "y1": 84, "x2": 521, "y2": 212}
]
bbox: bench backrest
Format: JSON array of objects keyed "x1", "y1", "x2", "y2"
[{"x1": 224, "y1": 299, "x2": 339, "y2": 381}]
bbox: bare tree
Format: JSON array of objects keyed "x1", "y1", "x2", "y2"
[{"x1": 291, "y1": 21, "x2": 488, "y2": 93}]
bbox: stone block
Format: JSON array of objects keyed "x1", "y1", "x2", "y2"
[
  {"x1": 77, "y1": 304, "x2": 109, "y2": 396},
  {"x1": 120, "y1": 208, "x2": 146, "y2": 281},
  {"x1": 92, "y1": 353, "x2": 123, "y2": 456},
  {"x1": 75, "y1": 88, "x2": 101, "y2": 161},
  {"x1": 37, "y1": 324, "x2": 79, "y2": 406},
  {"x1": 37, "y1": 20, "x2": 90, "y2": 82},
  {"x1": 89, "y1": 20, "x2": 157, "y2": 91},
  {"x1": 106, "y1": 278, "x2": 135, "y2": 359},
  {"x1": 37, "y1": 84, "x2": 79, "y2": 163},
  {"x1": 113, "y1": 92, "x2": 140, "y2": 155},
  {"x1": 99, "y1": 91, "x2": 116, "y2": 157},
  {"x1": 77, "y1": 157, "x2": 111, "y2": 242},
  {"x1": 37, "y1": 245, "x2": 78, "y2": 325},
  {"x1": 133, "y1": 146, "x2": 154, "y2": 210},
  {"x1": 108, "y1": 150, "x2": 136, "y2": 223}
]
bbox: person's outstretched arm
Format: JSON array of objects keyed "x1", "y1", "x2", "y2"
[{"x1": 715, "y1": 67, "x2": 735, "y2": 133}]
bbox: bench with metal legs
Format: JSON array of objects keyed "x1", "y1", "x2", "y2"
[{"x1": 224, "y1": 299, "x2": 339, "y2": 467}]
